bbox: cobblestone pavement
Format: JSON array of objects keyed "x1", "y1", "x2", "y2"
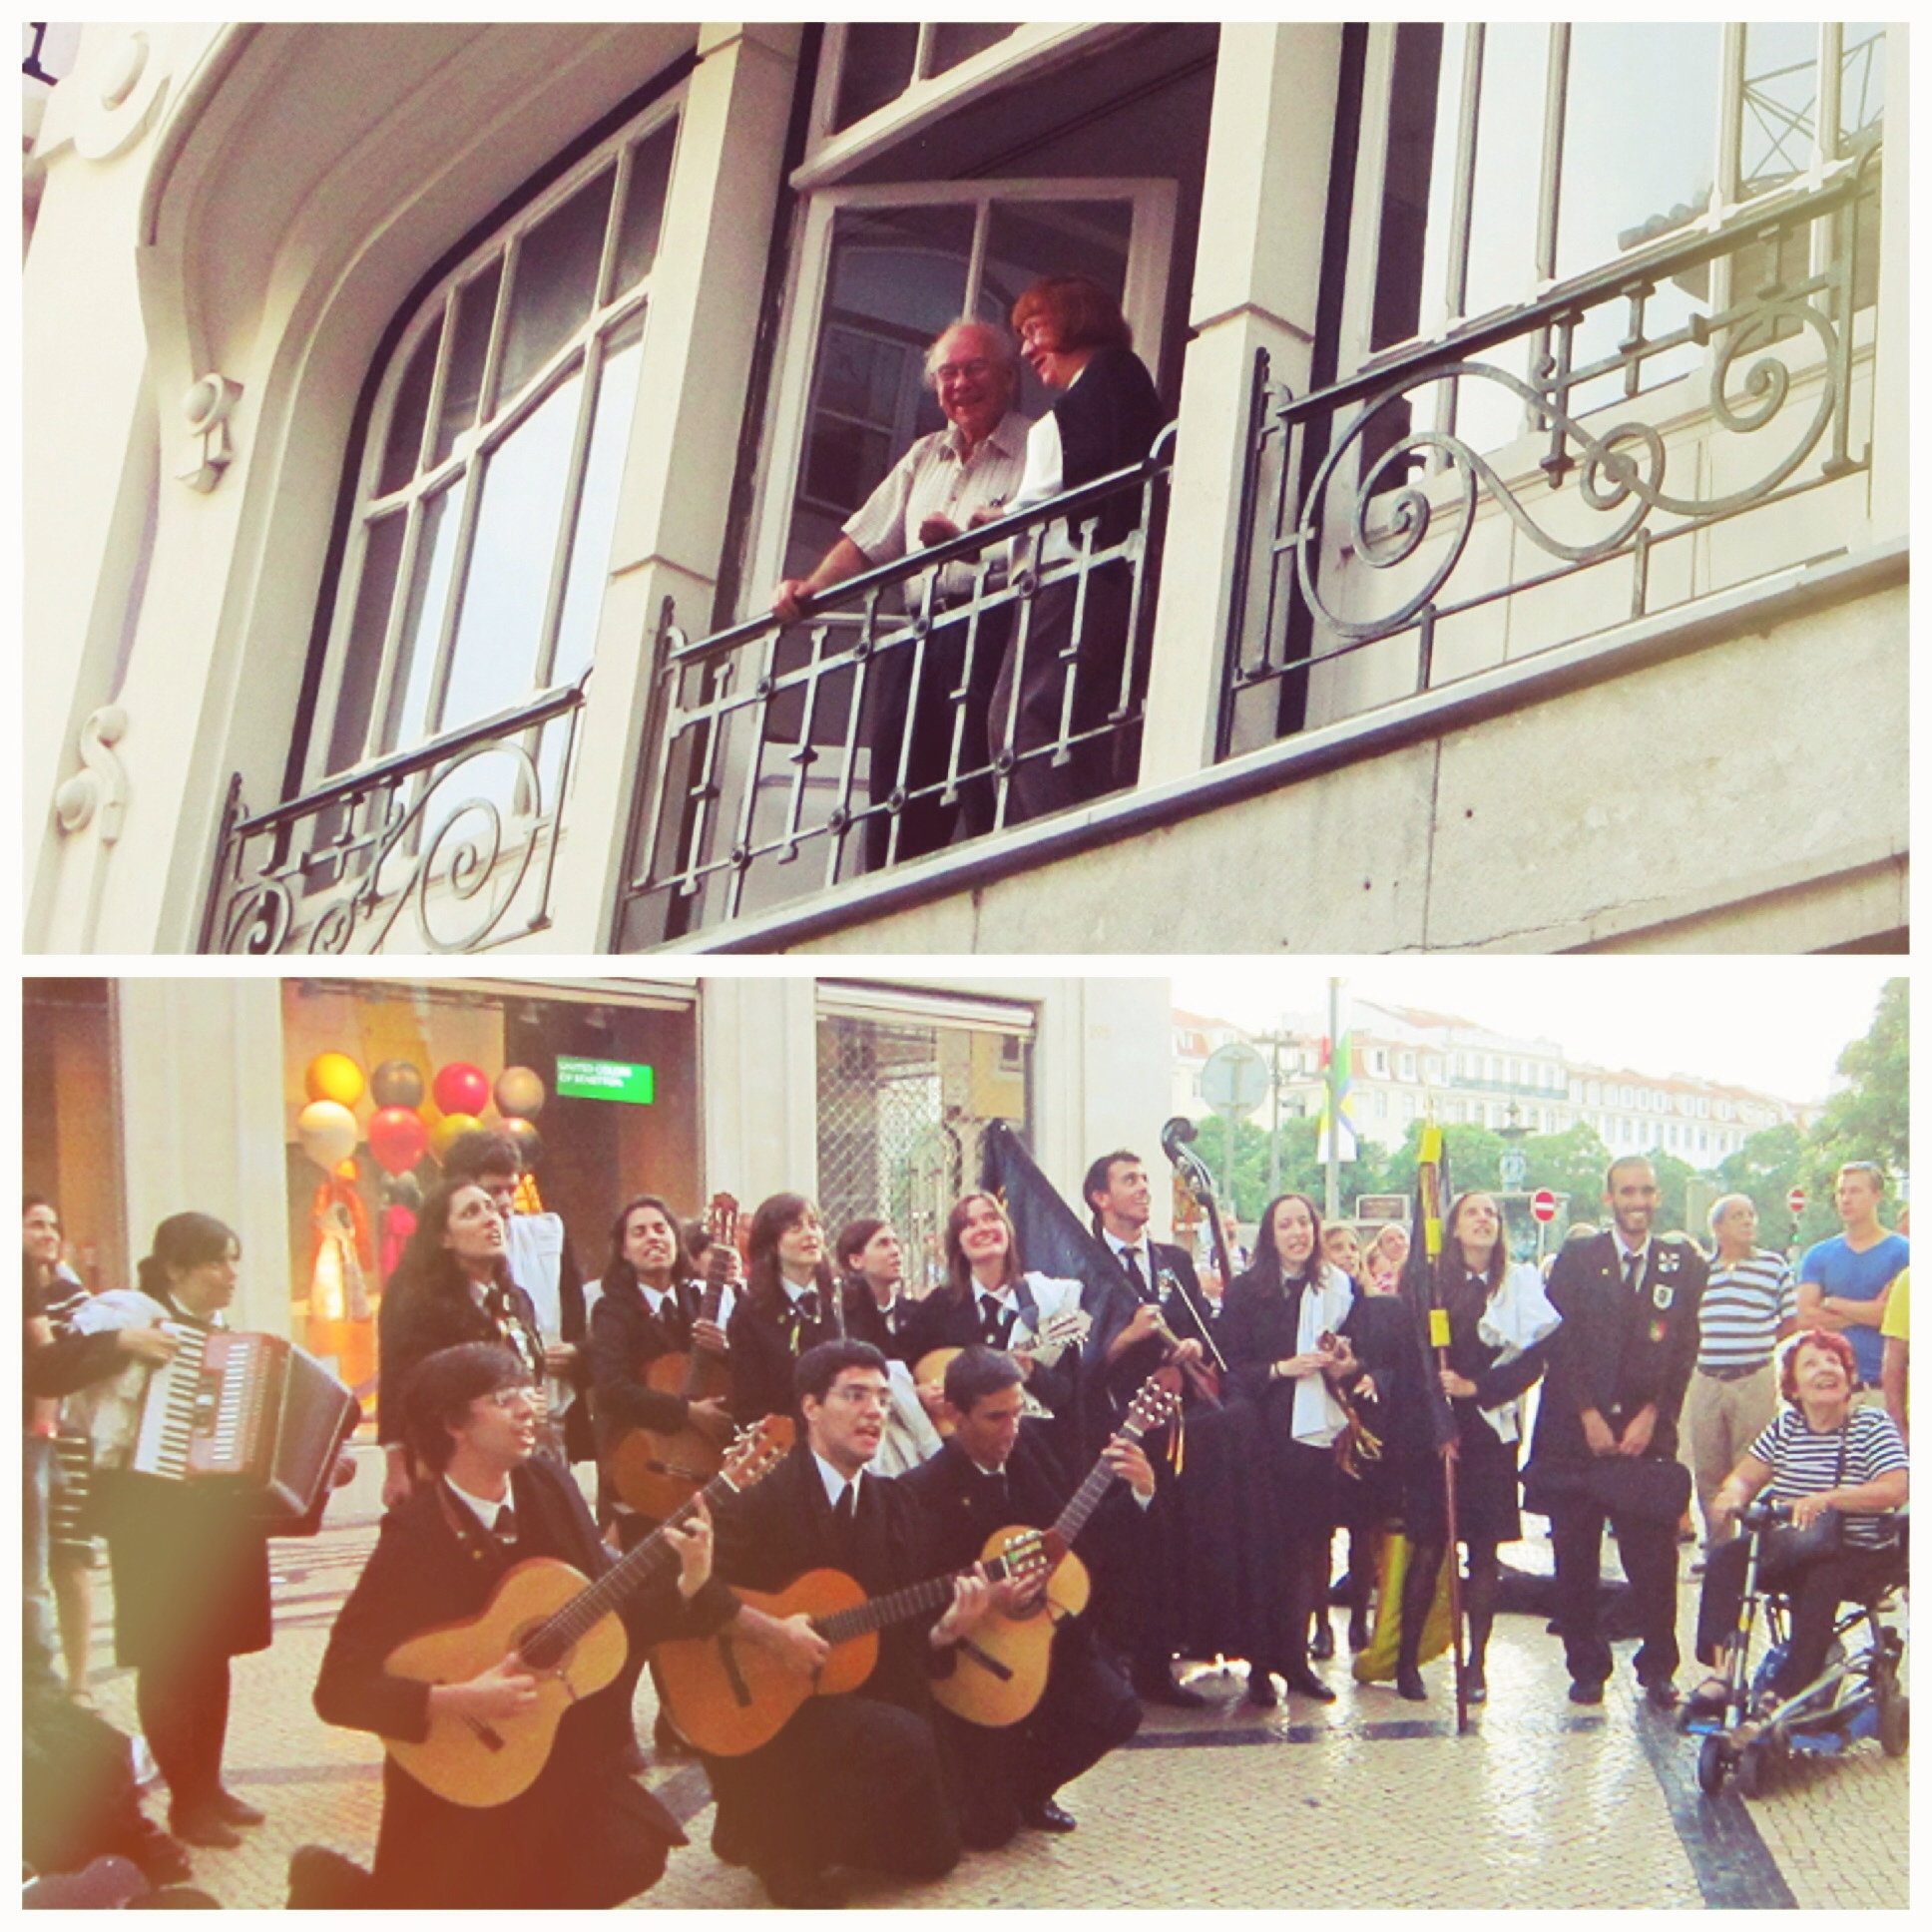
[{"x1": 79, "y1": 1506, "x2": 1908, "y2": 1910}]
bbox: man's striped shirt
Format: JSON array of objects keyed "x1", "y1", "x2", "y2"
[{"x1": 1696, "y1": 1247, "x2": 1795, "y2": 1371}]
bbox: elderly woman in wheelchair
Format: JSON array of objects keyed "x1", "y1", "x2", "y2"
[{"x1": 1682, "y1": 1329, "x2": 1906, "y2": 1785}]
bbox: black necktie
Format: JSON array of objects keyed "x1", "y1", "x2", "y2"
[
  {"x1": 492, "y1": 1505, "x2": 518, "y2": 1544},
  {"x1": 983, "y1": 1467, "x2": 1010, "y2": 1511},
  {"x1": 829, "y1": 1481, "x2": 857, "y2": 1563},
  {"x1": 797, "y1": 1289, "x2": 820, "y2": 1324},
  {"x1": 981, "y1": 1294, "x2": 1013, "y2": 1345},
  {"x1": 1624, "y1": 1251, "x2": 1645, "y2": 1298},
  {"x1": 1122, "y1": 1247, "x2": 1148, "y2": 1299}
]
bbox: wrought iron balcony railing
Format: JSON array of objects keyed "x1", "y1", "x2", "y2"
[
  {"x1": 613, "y1": 435, "x2": 1173, "y2": 948},
  {"x1": 201, "y1": 677, "x2": 588, "y2": 954},
  {"x1": 1222, "y1": 142, "x2": 1880, "y2": 758}
]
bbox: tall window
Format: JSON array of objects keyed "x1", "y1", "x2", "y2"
[{"x1": 313, "y1": 105, "x2": 681, "y2": 781}]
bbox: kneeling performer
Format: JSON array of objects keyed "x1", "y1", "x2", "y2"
[
  {"x1": 902, "y1": 1346, "x2": 1148, "y2": 1846},
  {"x1": 312, "y1": 1344, "x2": 732, "y2": 1908}
]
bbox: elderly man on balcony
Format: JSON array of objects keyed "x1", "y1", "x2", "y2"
[{"x1": 771, "y1": 319, "x2": 1028, "y2": 870}]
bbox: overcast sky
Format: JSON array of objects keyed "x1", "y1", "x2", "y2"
[{"x1": 1167, "y1": 959, "x2": 1900, "y2": 1107}]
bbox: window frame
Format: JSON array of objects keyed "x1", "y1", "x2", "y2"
[
  {"x1": 747, "y1": 171, "x2": 1179, "y2": 622},
  {"x1": 303, "y1": 88, "x2": 685, "y2": 791}
]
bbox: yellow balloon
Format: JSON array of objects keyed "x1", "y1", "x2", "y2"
[
  {"x1": 429, "y1": 1112, "x2": 482, "y2": 1162},
  {"x1": 305, "y1": 1052, "x2": 367, "y2": 1108},
  {"x1": 297, "y1": 1100, "x2": 359, "y2": 1171},
  {"x1": 494, "y1": 1066, "x2": 547, "y2": 1120}
]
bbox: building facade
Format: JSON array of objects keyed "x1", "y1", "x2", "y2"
[
  {"x1": 26, "y1": 23, "x2": 1907, "y2": 956},
  {"x1": 1172, "y1": 997, "x2": 1815, "y2": 1164}
]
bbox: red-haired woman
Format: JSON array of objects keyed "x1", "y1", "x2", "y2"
[
  {"x1": 983, "y1": 274, "x2": 1166, "y2": 828},
  {"x1": 1684, "y1": 1328, "x2": 1907, "y2": 1719}
]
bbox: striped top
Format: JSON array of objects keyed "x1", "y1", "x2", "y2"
[
  {"x1": 1748, "y1": 1404, "x2": 1908, "y2": 1547},
  {"x1": 1696, "y1": 1248, "x2": 1796, "y2": 1370}
]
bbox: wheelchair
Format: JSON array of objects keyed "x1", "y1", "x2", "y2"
[{"x1": 1684, "y1": 1500, "x2": 1908, "y2": 1798}]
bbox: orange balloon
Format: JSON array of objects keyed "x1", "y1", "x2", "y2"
[
  {"x1": 429, "y1": 1112, "x2": 481, "y2": 1162},
  {"x1": 305, "y1": 1052, "x2": 366, "y2": 1108}
]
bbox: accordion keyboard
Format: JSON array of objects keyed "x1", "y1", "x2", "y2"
[{"x1": 133, "y1": 1322, "x2": 210, "y2": 1479}]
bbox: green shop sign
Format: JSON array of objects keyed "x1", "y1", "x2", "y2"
[{"x1": 555, "y1": 1057, "x2": 656, "y2": 1105}]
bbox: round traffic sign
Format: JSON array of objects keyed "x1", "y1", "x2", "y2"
[
  {"x1": 1530, "y1": 1188, "x2": 1559, "y2": 1223},
  {"x1": 1786, "y1": 1187, "x2": 1807, "y2": 1215},
  {"x1": 1199, "y1": 1041, "x2": 1272, "y2": 1116}
]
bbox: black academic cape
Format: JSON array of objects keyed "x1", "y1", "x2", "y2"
[
  {"x1": 312, "y1": 1455, "x2": 733, "y2": 1909},
  {"x1": 586, "y1": 1273, "x2": 703, "y2": 1453},
  {"x1": 724, "y1": 1290, "x2": 842, "y2": 1428}
]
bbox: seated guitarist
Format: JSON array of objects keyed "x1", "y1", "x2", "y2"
[
  {"x1": 901, "y1": 1347, "x2": 1149, "y2": 1847},
  {"x1": 312, "y1": 1344, "x2": 731, "y2": 1908},
  {"x1": 703, "y1": 1339, "x2": 991, "y2": 1909}
]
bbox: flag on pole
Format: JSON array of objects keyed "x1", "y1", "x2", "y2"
[
  {"x1": 977, "y1": 1120, "x2": 1125, "y2": 1324},
  {"x1": 1315, "y1": 1003, "x2": 1358, "y2": 1165}
]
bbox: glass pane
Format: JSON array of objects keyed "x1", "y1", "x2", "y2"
[
  {"x1": 498, "y1": 169, "x2": 615, "y2": 403},
  {"x1": 553, "y1": 316, "x2": 646, "y2": 687},
  {"x1": 1371, "y1": 22, "x2": 1450, "y2": 351},
  {"x1": 834, "y1": 24, "x2": 919, "y2": 131},
  {"x1": 433, "y1": 261, "x2": 501, "y2": 466},
  {"x1": 930, "y1": 24, "x2": 1015, "y2": 76},
  {"x1": 377, "y1": 318, "x2": 441, "y2": 497},
  {"x1": 613, "y1": 123, "x2": 676, "y2": 294},
  {"x1": 326, "y1": 512, "x2": 406, "y2": 772},
  {"x1": 979, "y1": 199, "x2": 1132, "y2": 419},
  {"x1": 1558, "y1": 25, "x2": 1720, "y2": 412},
  {"x1": 1837, "y1": 24, "x2": 1884, "y2": 153},
  {"x1": 1463, "y1": 24, "x2": 1548, "y2": 319},
  {"x1": 782, "y1": 202, "x2": 975, "y2": 580},
  {"x1": 1738, "y1": 23, "x2": 1818, "y2": 199},
  {"x1": 379, "y1": 479, "x2": 467, "y2": 753},
  {"x1": 438, "y1": 371, "x2": 584, "y2": 732}
]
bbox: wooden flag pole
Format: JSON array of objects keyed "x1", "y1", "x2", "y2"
[{"x1": 1417, "y1": 1124, "x2": 1469, "y2": 1735}]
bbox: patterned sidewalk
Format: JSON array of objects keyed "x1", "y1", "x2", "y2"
[{"x1": 77, "y1": 1481, "x2": 1908, "y2": 1911}]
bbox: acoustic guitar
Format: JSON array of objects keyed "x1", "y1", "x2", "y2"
[
  {"x1": 655, "y1": 1534, "x2": 1050, "y2": 1757},
  {"x1": 914, "y1": 1307, "x2": 1092, "y2": 1437},
  {"x1": 931, "y1": 1375, "x2": 1179, "y2": 1729},
  {"x1": 608, "y1": 1192, "x2": 739, "y2": 1520},
  {"x1": 383, "y1": 1414, "x2": 790, "y2": 1808}
]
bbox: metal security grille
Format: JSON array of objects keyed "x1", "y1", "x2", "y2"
[{"x1": 815, "y1": 1013, "x2": 1030, "y2": 1292}]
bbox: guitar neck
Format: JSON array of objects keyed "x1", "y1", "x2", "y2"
[
  {"x1": 812, "y1": 1548, "x2": 1032, "y2": 1649},
  {"x1": 520, "y1": 1466, "x2": 729, "y2": 1670},
  {"x1": 1055, "y1": 1408, "x2": 1158, "y2": 1548}
]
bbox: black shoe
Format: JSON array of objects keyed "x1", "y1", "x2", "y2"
[
  {"x1": 1310, "y1": 1622, "x2": 1336, "y2": 1661},
  {"x1": 1568, "y1": 1680, "x2": 1606, "y2": 1706},
  {"x1": 1134, "y1": 1671, "x2": 1209, "y2": 1709},
  {"x1": 1020, "y1": 1797, "x2": 1078, "y2": 1834},
  {"x1": 758, "y1": 1861, "x2": 843, "y2": 1910},
  {"x1": 1241, "y1": 1670, "x2": 1278, "y2": 1708},
  {"x1": 169, "y1": 1803, "x2": 242, "y2": 1850},
  {"x1": 1640, "y1": 1677, "x2": 1680, "y2": 1710},
  {"x1": 1395, "y1": 1662, "x2": 1427, "y2": 1702},
  {"x1": 1466, "y1": 1663, "x2": 1488, "y2": 1705},
  {"x1": 212, "y1": 1788, "x2": 265, "y2": 1826},
  {"x1": 130, "y1": 1828, "x2": 193, "y2": 1888},
  {"x1": 1281, "y1": 1667, "x2": 1336, "y2": 1703},
  {"x1": 1348, "y1": 1612, "x2": 1371, "y2": 1654}
]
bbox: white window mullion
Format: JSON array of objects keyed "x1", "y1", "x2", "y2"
[
  {"x1": 911, "y1": 25, "x2": 937, "y2": 86},
  {"x1": 533, "y1": 339, "x2": 607, "y2": 693}
]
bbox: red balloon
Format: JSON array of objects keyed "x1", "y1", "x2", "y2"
[
  {"x1": 368, "y1": 1106, "x2": 428, "y2": 1177},
  {"x1": 432, "y1": 1062, "x2": 491, "y2": 1118}
]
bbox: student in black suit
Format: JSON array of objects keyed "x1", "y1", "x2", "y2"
[
  {"x1": 702, "y1": 1340, "x2": 989, "y2": 1908},
  {"x1": 1081, "y1": 1148, "x2": 1216, "y2": 1707},
  {"x1": 986, "y1": 274, "x2": 1167, "y2": 825},
  {"x1": 1524, "y1": 1158, "x2": 1706, "y2": 1709},
  {"x1": 312, "y1": 1343, "x2": 731, "y2": 1908},
  {"x1": 588, "y1": 1195, "x2": 734, "y2": 1548},
  {"x1": 901, "y1": 1347, "x2": 1146, "y2": 1846},
  {"x1": 835, "y1": 1216, "x2": 921, "y2": 1361},
  {"x1": 724, "y1": 1194, "x2": 844, "y2": 1427}
]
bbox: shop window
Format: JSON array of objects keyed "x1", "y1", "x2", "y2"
[
  {"x1": 279, "y1": 979, "x2": 699, "y2": 1405},
  {"x1": 23, "y1": 979, "x2": 127, "y2": 1296},
  {"x1": 311, "y1": 106, "x2": 681, "y2": 786},
  {"x1": 815, "y1": 997, "x2": 1032, "y2": 1292}
]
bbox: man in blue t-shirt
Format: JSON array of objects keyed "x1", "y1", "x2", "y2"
[{"x1": 1796, "y1": 1162, "x2": 1908, "y2": 1391}]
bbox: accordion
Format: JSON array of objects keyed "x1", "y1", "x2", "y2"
[{"x1": 132, "y1": 1325, "x2": 358, "y2": 1526}]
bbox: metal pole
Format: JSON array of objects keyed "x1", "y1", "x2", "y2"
[
  {"x1": 1324, "y1": 977, "x2": 1341, "y2": 1220},
  {"x1": 1268, "y1": 1034, "x2": 1282, "y2": 1201}
]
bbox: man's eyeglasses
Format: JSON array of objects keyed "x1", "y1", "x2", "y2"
[{"x1": 933, "y1": 358, "x2": 993, "y2": 384}]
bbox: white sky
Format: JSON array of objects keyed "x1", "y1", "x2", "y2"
[{"x1": 1168, "y1": 959, "x2": 1900, "y2": 1108}]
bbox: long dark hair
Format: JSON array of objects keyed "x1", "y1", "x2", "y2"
[
  {"x1": 1251, "y1": 1193, "x2": 1331, "y2": 1291},
  {"x1": 744, "y1": 1192, "x2": 834, "y2": 1316},
  {"x1": 943, "y1": 1191, "x2": 1023, "y2": 1304},
  {"x1": 390, "y1": 1181, "x2": 511, "y2": 1310},
  {"x1": 602, "y1": 1194, "x2": 691, "y2": 1300},
  {"x1": 135, "y1": 1211, "x2": 240, "y2": 1303},
  {"x1": 1437, "y1": 1191, "x2": 1507, "y2": 1321}
]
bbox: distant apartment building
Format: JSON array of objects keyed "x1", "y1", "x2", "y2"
[{"x1": 1173, "y1": 1000, "x2": 1812, "y2": 1167}]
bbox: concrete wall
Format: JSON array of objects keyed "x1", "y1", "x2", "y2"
[{"x1": 774, "y1": 549, "x2": 1907, "y2": 954}]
